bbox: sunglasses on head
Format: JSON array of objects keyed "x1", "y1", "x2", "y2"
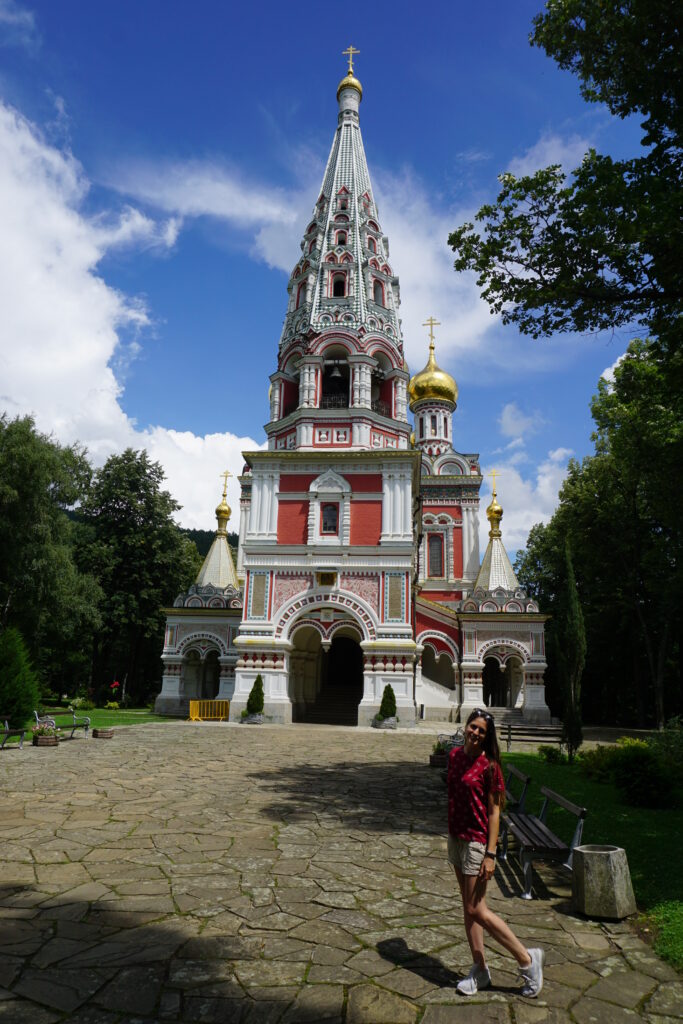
[{"x1": 471, "y1": 708, "x2": 493, "y2": 722}]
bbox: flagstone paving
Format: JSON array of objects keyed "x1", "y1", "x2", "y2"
[{"x1": 0, "y1": 722, "x2": 678, "y2": 1023}]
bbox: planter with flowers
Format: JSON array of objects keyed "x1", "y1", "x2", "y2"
[{"x1": 32, "y1": 723, "x2": 60, "y2": 747}]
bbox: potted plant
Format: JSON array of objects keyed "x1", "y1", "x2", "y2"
[
  {"x1": 372, "y1": 684, "x2": 398, "y2": 730},
  {"x1": 430, "y1": 739, "x2": 449, "y2": 768},
  {"x1": 241, "y1": 675, "x2": 265, "y2": 724},
  {"x1": 32, "y1": 723, "x2": 60, "y2": 747}
]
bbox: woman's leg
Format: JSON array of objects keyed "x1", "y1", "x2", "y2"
[
  {"x1": 462, "y1": 875, "x2": 531, "y2": 966},
  {"x1": 454, "y1": 867, "x2": 487, "y2": 968}
]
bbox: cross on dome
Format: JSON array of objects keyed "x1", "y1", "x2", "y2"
[
  {"x1": 219, "y1": 469, "x2": 232, "y2": 499},
  {"x1": 342, "y1": 45, "x2": 360, "y2": 74},
  {"x1": 422, "y1": 316, "x2": 441, "y2": 346}
]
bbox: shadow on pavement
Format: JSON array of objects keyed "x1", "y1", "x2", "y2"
[
  {"x1": 376, "y1": 937, "x2": 461, "y2": 987},
  {"x1": 247, "y1": 760, "x2": 446, "y2": 834}
]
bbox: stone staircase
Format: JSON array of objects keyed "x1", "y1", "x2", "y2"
[
  {"x1": 485, "y1": 707, "x2": 564, "y2": 745},
  {"x1": 302, "y1": 683, "x2": 362, "y2": 726}
]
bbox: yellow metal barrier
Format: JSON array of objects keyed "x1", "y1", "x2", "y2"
[{"x1": 189, "y1": 700, "x2": 231, "y2": 722}]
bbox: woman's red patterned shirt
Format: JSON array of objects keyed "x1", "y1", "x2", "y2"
[{"x1": 447, "y1": 746, "x2": 505, "y2": 844}]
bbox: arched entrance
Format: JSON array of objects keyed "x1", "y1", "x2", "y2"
[
  {"x1": 482, "y1": 654, "x2": 524, "y2": 709},
  {"x1": 180, "y1": 647, "x2": 220, "y2": 699},
  {"x1": 290, "y1": 625, "x2": 363, "y2": 725}
]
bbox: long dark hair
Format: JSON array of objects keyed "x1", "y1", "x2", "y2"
[{"x1": 466, "y1": 708, "x2": 505, "y2": 807}]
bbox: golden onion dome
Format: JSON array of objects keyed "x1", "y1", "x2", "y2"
[
  {"x1": 215, "y1": 497, "x2": 232, "y2": 534},
  {"x1": 486, "y1": 488, "x2": 503, "y2": 538},
  {"x1": 408, "y1": 341, "x2": 458, "y2": 408},
  {"x1": 337, "y1": 70, "x2": 363, "y2": 101}
]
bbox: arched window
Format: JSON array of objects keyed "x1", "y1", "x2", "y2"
[
  {"x1": 431, "y1": 414, "x2": 437, "y2": 436},
  {"x1": 444, "y1": 417, "x2": 448, "y2": 439},
  {"x1": 339, "y1": 198, "x2": 348, "y2": 210},
  {"x1": 428, "y1": 535, "x2": 444, "y2": 577},
  {"x1": 308, "y1": 238, "x2": 316, "y2": 253},
  {"x1": 419, "y1": 417, "x2": 425, "y2": 439},
  {"x1": 367, "y1": 236, "x2": 376, "y2": 253},
  {"x1": 336, "y1": 231, "x2": 347, "y2": 246},
  {"x1": 332, "y1": 273, "x2": 346, "y2": 298},
  {"x1": 296, "y1": 281, "x2": 306, "y2": 309},
  {"x1": 373, "y1": 280, "x2": 384, "y2": 305},
  {"x1": 321, "y1": 503, "x2": 339, "y2": 535}
]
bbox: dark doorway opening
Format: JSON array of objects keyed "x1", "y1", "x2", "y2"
[{"x1": 304, "y1": 634, "x2": 363, "y2": 726}]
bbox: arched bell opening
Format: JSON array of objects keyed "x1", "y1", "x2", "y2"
[{"x1": 321, "y1": 345, "x2": 351, "y2": 408}]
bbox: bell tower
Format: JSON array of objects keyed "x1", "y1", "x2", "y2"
[{"x1": 266, "y1": 49, "x2": 411, "y2": 455}]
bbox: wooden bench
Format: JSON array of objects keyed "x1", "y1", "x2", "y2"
[
  {"x1": 499, "y1": 785, "x2": 587, "y2": 900},
  {"x1": 504, "y1": 764, "x2": 531, "y2": 812},
  {"x1": 34, "y1": 709, "x2": 91, "y2": 740},
  {"x1": 504, "y1": 723, "x2": 564, "y2": 751},
  {"x1": 1, "y1": 719, "x2": 26, "y2": 749}
]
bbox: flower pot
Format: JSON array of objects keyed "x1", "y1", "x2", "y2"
[
  {"x1": 430, "y1": 752, "x2": 448, "y2": 768},
  {"x1": 33, "y1": 735, "x2": 59, "y2": 747},
  {"x1": 372, "y1": 716, "x2": 398, "y2": 730},
  {"x1": 92, "y1": 728, "x2": 114, "y2": 739}
]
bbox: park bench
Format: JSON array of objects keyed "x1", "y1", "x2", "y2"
[
  {"x1": 504, "y1": 723, "x2": 564, "y2": 751},
  {"x1": 34, "y1": 709, "x2": 91, "y2": 740},
  {"x1": 1, "y1": 719, "x2": 26, "y2": 750},
  {"x1": 499, "y1": 785, "x2": 587, "y2": 900},
  {"x1": 504, "y1": 763, "x2": 531, "y2": 812}
]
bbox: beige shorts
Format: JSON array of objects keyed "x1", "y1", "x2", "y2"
[{"x1": 447, "y1": 835, "x2": 486, "y2": 875}]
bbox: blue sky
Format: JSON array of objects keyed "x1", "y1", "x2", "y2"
[{"x1": 0, "y1": 0, "x2": 642, "y2": 552}]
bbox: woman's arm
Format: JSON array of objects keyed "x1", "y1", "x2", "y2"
[{"x1": 478, "y1": 793, "x2": 501, "y2": 881}]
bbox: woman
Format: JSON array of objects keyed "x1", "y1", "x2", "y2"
[{"x1": 447, "y1": 708, "x2": 544, "y2": 997}]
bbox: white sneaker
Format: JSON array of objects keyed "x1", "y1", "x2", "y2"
[
  {"x1": 519, "y1": 947, "x2": 545, "y2": 997},
  {"x1": 456, "y1": 963, "x2": 491, "y2": 995}
]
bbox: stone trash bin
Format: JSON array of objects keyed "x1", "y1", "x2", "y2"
[{"x1": 572, "y1": 844, "x2": 637, "y2": 920}]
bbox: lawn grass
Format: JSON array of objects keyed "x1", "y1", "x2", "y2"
[
  {"x1": 2, "y1": 708, "x2": 171, "y2": 745},
  {"x1": 503, "y1": 751, "x2": 683, "y2": 970}
]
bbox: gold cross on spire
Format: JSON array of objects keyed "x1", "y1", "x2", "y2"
[
  {"x1": 342, "y1": 45, "x2": 360, "y2": 74},
  {"x1": 422, "y1": 316, "x2": 441, "y2": 343},
  {"x1": 489, "y1": 468, "x2": 499, "y2": 494},
  {"x1": 219, "y1": 470, "x2": 232, "y2": 499}
]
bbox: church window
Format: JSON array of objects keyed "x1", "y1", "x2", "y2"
[
  {"x1": 339, "y1": 198, "x2": 348, "y2": 210},
  {"x1": 367, "y1": 236, "x2": 376, "y2": 253},
  {"x1": 368, "y1": 220, "x2": 379, "y2": 231},
  {"x1": 419, "y1": 417, "x2": 424, "y2": 439},
  {"x1": 373, "y1": 280, "x2": 384, "y2": 305},
  {"x1": 321, "y1": 503, "x2": 339, "y2": 535},
  {"x1": 332, "y1": 273, "x2": 346, "y2": 297},
  {"x1": 296, "y1": 281, "x2": 306, "y2": 308},
  {"x1": 431, "y1": 414, "x2": 437, "y2": 436},
  {"x1": 444, "y1": 417, "x2": 448, "y2": 439},
  {"x1": 428, "y1": 535, "x2": 444, "y2": 577},
  {"x1": 336, "y1": 230, "x2": 347, "y2": 245},
  {"x1": 308, "y1": 238, "x2": 316, "y2": 253}
]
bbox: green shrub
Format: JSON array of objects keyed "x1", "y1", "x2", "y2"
[
  {"x1": 648, "y1": 717, "x2": 683, "y2": 777},
  {"x1": 577, "y1": 743, "x2": 620, "y2": 782},
  {"x1": 538, "y1": 744, "x2": 567, "y2": 765},
  {"x1": 104, "y1": 701, "x2": 119, "y2": 710},
  {"x1": 72, "y1": 697, "x2": 96, "y2": 710},
  {"x1": 433, "y1": 740, "x2": 448, "y2": 754},
  {"x1": 246, "y1": 674, "x2": 265, "y2": 716},
  {"x1": 612, "y1": 743, "x2": 674, "y2": 808},
  {"x1": 378, "y1": 684, "x2": 396, "y2": 720},
  {"x1": 0, "y1": 628, "x2": 40, "y2": 727}
]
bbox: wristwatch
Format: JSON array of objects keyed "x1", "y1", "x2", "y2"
[{"x1": 484, "y1": 851, "x2": 496, "y2": 859}]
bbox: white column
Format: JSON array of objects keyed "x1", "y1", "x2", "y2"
[{"x1": 382, "y1": 473, "x2": 393, "y2": 539}]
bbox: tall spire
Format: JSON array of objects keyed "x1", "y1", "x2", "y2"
[
  {"x1": 473, "y1": 477, "x2": 519, "y2": 592},
  {"x1": 196, "y1": 477, "x2": 238, "y2": 590},
  {"x1": 278, "y1": 52, "x2": 402, "y2": 349}
]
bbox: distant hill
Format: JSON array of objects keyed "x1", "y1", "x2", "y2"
[{"x1": 181, "y1": 528, "x2": 239, "y2": 562}]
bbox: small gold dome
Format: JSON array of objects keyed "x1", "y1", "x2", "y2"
[
  {"x1": 486, "y1": 489, "x2": 503, "y2": 538},
  {"x1": 215, "y1": 496, "x2": 232, "y2": 534},
  {"x1": 408, "y1": 341, "x2": 458, "y2": 408},
  {"x1": 337, "y1": 71, "x2": 363, "y2": 101}
]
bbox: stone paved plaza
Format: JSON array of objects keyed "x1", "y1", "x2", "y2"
[{"x1": 0, "y1": 723, "x2": 680, "y2": 1023}]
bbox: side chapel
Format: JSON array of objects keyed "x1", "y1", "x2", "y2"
[{"x1": 155, "y1": 54, "x2": 551, "y2": 727}]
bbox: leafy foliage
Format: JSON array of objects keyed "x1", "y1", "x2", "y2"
[
  {"x1": 0, "y1": 627, "x2": 40, "y2": 726},
  {"x1": 246, "y1": 674, "x2": 265, "y2": 716},
  {"x1": 516, "y1": 341, "x2": 681, "y2": 728},
  {"x1": 449, "y1": 1, "x2": 682, "y2": 353},
  {"x1": 378, "y1": 683, "x2": 397, "y2": 720},
  {"x1": 77, "y1": 449, "x2": 201, "y2": 705},
  {"x1": 538, "y1": 744, "x2": 567, "y2": 765}
]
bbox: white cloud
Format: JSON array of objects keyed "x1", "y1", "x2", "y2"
[
  {"x1": 498, "y1": 401, "x2": 544, "y2": 440},
  {"x1": 478, "y1": 450, "x2": 573, "y2": 555},
  {"x1": 507, "y1": 132, "x2": 590, "y2": 177},
  {"x1": 0, "y1": 0, "x2": 36, "y2": 48},
  {"x1": 0, "y1": 99, "x2": 258, "y2": 530}
]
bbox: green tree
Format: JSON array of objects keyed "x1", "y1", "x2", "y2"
[
  {"x1": 0, "y1": 627, "x2": 40, "y2": 727},
  {"x1": 448, "y1": 1, "x2": 682, "y2": 353},
  {"x1": 378, "y1": 683, "x2": 397, "y2": 720},
  {"x1": 246, "y1": 674, "x2": 265, "y2": 716},
  {"x1": 78, "y1": 449, "x2": 201, "y2": 704},
  {"x1": 0, "y1": 415, "x2": 101, "y2": 695},
  {"x1": 516, "y1": 340, "x2": 682, "y2": 729},
  {"x1": 556, "y1": 541, "x2": 586, "y2": 762}
]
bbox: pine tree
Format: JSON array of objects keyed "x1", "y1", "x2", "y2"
[
  {"x1": 378, "y1": 683, "x2": 396, "y2": 720},
  {"x1": 0, "y1": 627, "x2": 40, "y2": 727},
  {"x1": 246, "y1": 674, "x2": 265, "y2": 716},
  {"x1": 559, "y1": 541, "x2": 586, "y2": 762}
]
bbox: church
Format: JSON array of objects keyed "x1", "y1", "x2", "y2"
[{"x1": 155, "y1": 54, "x2": 551, "y2": 727}]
